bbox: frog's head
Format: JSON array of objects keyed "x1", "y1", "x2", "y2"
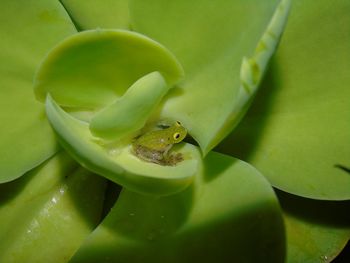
[{"x1": 169, "y1": 121, "x2": 187, "y2": 144}]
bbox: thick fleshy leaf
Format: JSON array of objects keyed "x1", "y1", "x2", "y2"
[
  {"x1": 0, "y1": 0, "x2": 76, "y2": 182},
  {"x1": 217, "y1": 0, "x2": 350, "y2": 200},
  {"x1": 90, "y1": 72, "x2": 169, "y2": 140},
  {"x1": 130, "y1": 0, "x2": 290, "y2": 153},
  {"x1": 0, "y1": 152, "x2": 106, "y2": 263},
  {"x1": 70, "y1": 152, "x2": 285, "y2": 263},
  {"x1": 34, "y1": 29, "x2": 184, "y2": 109},
  {"x1": 60, "y1": 0, "x2": 130, "y2": 30},
  {"x1": 46, "y1": 96, "x2": 199, "y2": 196},
  {"x1": 277, "y1": 191, "x2": 350, "y2": 262}
]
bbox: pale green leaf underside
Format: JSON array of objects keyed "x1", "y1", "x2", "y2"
[
  {"x1": 0, "y1": 0, "x2": 76, "y2": 182},
  {"x1": 0, "y1": 152, "x2": 106, "y2": 263},
  {"x1": 70, "y1": 153, "x2": 285, "y2": 263},
  {"x1": 217, "y1": 0, "x2": 350, "y2": 200},
  {"x1": 277, "y1": 191, "x2": 350, "y2": 262},
  {"x1": 46, "y1": 96, "x2": 199, "y2": 196}
]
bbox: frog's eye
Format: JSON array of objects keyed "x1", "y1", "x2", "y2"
[
  {"x1": 173, "y1": 132, "x2": 181, "y2": 140},
  {"x1": 175, "y1": 121, "x2": 181, "y2": 126}
]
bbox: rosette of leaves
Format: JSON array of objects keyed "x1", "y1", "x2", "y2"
[{"x1": 0, "y1": 0, "x2": 349, "y2": 262}]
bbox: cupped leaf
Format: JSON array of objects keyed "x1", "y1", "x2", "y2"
[
  {"x1": 129, "y1": 0, "x2": 290, "y2": 153},
  {"x1": 0, "y1": 152, "x2": 106, "y2": 263},
  {"x1": 34, "y1": 29, "x2": 184, "y2": 109},
  {"x1": 217, "y1": 0, "x2": 350, "y2": 200},
  {"x1": 70, "y1": 152, "x2": 285, "y2": 263},
  {"x1": 46, "y1": 95, "x2": 199, "y2": 196},
  {"x1": 90, "y1": 71, "x2": 168, "y2": 140},
  {"x1": 0, "y1": 0, "x2": 76, "y2": 182},
  {"x1": 277, "y1": 191, "x2": 350, "y2": 262}
]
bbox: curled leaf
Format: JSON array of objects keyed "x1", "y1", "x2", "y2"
[
  {"x1": 46, "y1": 95, "x2": 199, "y2": 196},
  {"x1": 90, "y1": 71, "x2": 168, "y2": 140}
]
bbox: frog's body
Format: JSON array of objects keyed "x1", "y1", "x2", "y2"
[{"x1": 132, "y1": 121, "x2": 187, "y2": 166}]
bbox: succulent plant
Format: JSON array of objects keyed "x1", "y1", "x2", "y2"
[{"x1": 0, "y1": 0, "x2": 349, "y2": 262}]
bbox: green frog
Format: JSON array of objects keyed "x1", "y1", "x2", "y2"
[{"x1": 132, "y1": 121, "x2": 187, "y2": 166}]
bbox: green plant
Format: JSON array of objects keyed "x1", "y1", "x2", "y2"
[{"x1": 0, "y1": 0, "x2": 349, "y2": 262}]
